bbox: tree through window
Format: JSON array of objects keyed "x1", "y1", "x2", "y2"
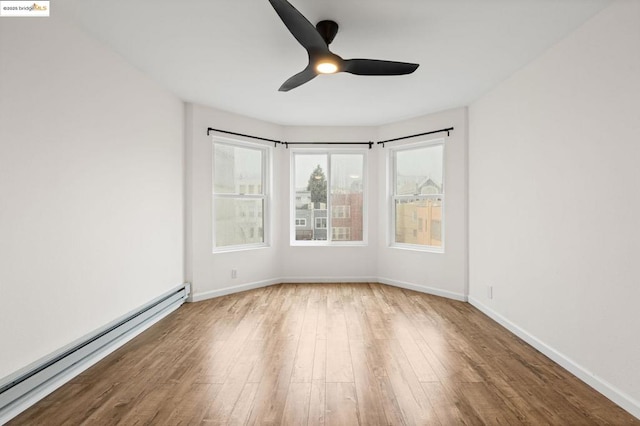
[{"x1": 292, "y1": 151, "x2": 365, "y2": 244}]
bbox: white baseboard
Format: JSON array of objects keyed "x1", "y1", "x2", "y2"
[
  {"x1": 189, "y1": 278, "x2": 281, "y2": 302},
  {"x1": 190, "y1": 277, "x2": 376, "y2": 302},
  {"x1": 468, "y1": 296, "x2": 640, "y2": 420},
  {"x1": 190, "y1": 277, "x2": 466, "y2": 303},
  {"x1": 378, "y1": 277, "x2": 468, "y2": 302},
  {"x1": 279, "y1": 276, "x2": 378, "y2": 284}
]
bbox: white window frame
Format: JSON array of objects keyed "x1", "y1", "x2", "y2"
[
  {"x1": 290, "y1": 148, "x2": 368, "y2": 246},
  {"x1": 212, "y1": 137, "x2": 270, "y2": 252},
  {"x1": 315, "y1": 217, "x2": 327, "y2": 229},
  {"x1": 295, "y1": 218, "x2": 307, "y2": 227},
  {"x1": 389, "y1": 139, "x2": 445, "y2": 253}
]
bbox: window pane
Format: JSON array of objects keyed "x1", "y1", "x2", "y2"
[
  {"x1": 395, "y1": 145, "x2": 443, "y2": 196},
  {"x1": 214, "y1": 144, "x2": 263, "y2": 194},
  {"x1": 294, "y1": 154, "x2": 328, "y2": 241},
  {"x1": 215, "y1": 198, "x2": 264, "y2": 247},
  {"x1": 330, "y1": 154, "x2": 364, "y2": 242},
  {"x1": 395, "y1": 197, "x2": 442, "y2": 247}
]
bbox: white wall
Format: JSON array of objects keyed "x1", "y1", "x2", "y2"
[
  {"x1": 280, "y1": 126, "x2": 379, "y2": 282},
  {"x1": 377, "y1": 108, "x2": 468, "y2": 300},
  {"x1": 0, "y1": 17, "x2": 184, "y2": 379},
  {"x1": 185, "y1": 108, "x2": 381, "y2": 296},
  {"x1": 185, "y1": 104, "x2": 468, "y2": 299},
  {"x1": 469, "y1": 1, "x2": 640, "y2": 416},
  {"x1": 185, "y1": 104, "x2": 284, "y2": 300}
]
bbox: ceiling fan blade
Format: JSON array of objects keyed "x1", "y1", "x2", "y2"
[
  {"x1": 279, "y1": 66, "x2": 317, "y2": 92},
  {"x1": 342, "y1": 59, "x2": 419, "y2": 76},
  {"x1": 268, "y1": 0, "x2": 328, "y2": 53}
]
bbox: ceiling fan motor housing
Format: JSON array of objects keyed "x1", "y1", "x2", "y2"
[{"x1": 316, "y1": 20, "x2": 339, "y2": 45}]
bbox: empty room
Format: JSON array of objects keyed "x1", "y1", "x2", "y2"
[{"x1": 1, "y1": 0, "x2": 639, "y2": 424}]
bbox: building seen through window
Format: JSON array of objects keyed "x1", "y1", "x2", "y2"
[
  {"x1": 213, "y1": 141, "x2": 267, "y2": 249},
  {"x1": 293, "y1": 152, "x2": 364, "y2": 243},
  {"x1": 392, "y1": 142, "x2": 444, "y2": 250}
]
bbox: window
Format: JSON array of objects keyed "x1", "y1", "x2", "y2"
[
  {"x1": 213, "y1": 140, "x2": 268, "y2": 250},
  {"x1": 292, "y1": 151, "x2": 365, "y2": 244},
  {"x1": 332, "y1": 205, "x2": 351, "y2": 218},
  {"x1": 331, "y1": 227, "x2": 351, "y2": 241},
  {"x1": 391, "y1": 141, "x2": 444, "y2": 251},
  {"x1": 295, "y1": 218, "x2": 307, "y2": 227},
  {"x1": 315, "y1": 217, "x2": 327, "y2": 229},
  {"x1": 431, "y1": 219, "x2": 442, "y2": 241}
]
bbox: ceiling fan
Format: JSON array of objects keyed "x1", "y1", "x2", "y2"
[{"x1": 268, "y1": 0, "x2": 419, "y2": 92}]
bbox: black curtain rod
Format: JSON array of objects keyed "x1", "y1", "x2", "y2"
[
  {"x1": 207, "y1": 128, "x2": 282, "y2": 145},
  {"x1": 207, "y1": 127, "x2": 374, "y2": 149},
  {"x1": 207, "y1": 126, "x2": 453, "y2": 149},
  {"x1": 283, "y1": 141, "x2": 374, "y2": 149},
  {"x1": 377, "y1": 127, "x2": 454, "y2": 147}
]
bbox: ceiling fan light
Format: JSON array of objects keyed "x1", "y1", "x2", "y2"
[{"x1": 316, "y1": 61, "x2": 338, "y2": 74}]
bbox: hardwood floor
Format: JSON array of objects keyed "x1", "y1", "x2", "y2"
[{"x1": 10, "y1": 283, "x2": 639, "y2": 425}]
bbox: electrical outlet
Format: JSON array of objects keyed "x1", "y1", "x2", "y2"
[
  {"x1": 488, "y1": 285, "x2": 493, "y2": 299},
  {"x1": 231, "y1": 269, "x2": 237, "y2": 279}
]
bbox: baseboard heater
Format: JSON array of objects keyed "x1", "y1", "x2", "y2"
[{"x1": 0, "y1": 283, "x2": 190, "y2": 423}]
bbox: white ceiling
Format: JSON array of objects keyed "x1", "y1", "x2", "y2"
[{"x1": 58, "y1": 0, "x2": 610, "y2": 126}]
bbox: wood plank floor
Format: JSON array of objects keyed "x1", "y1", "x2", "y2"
[{"x1": 10, "y1": 283, "x2": 639, "y2": 425}]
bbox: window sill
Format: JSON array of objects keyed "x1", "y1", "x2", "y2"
[
  {"x1": 389, "y1": 243, "x2": 444, "y2": 254},
  {"x1": 213, "y1": 243, "x2": 270, "y2": 254},
  {"x1": 290, "y1": 241, "x2": 368, "y2": 247}
]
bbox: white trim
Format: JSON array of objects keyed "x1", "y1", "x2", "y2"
[
  {"x1": 190, "y1": 277, "x2": 381, "y2": 302},
  {"x1": 211, "y1": 242, "x2": 270, "y2": 254},
  {"x1": 468, "y1": 297, "x2": 640, "y2": 420},
  {"x1": 280, "y1": 276, "x2": 378, "y2": 284},
  {"x1": 191, "y1": 277, "x2": 466, "y2": 303},
  {"x1": 390, "y1": 242, "x2": 444, "y2": 254},
  {"x1": 189, "y1": 278, "x2": 281, "y2": 302},
  {"x1": 289, "y1": 240, "x2": 367, "y2": 247},
  {"x1": 378, "y1": 277, "x2": 467, "y2": 302}
]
